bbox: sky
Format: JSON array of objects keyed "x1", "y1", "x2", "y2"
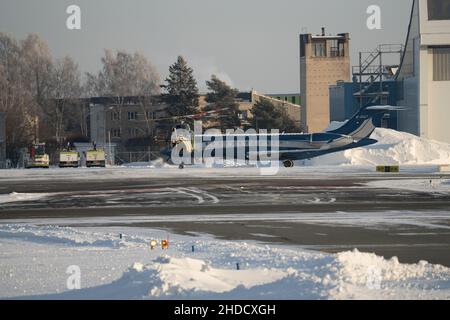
[{"x1": 0, "y1": 0, "x2": 413, "y2": 93}]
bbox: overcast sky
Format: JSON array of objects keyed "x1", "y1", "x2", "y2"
[{"x1": 0, "y1": 0, "x2": 412, "y2": 93}]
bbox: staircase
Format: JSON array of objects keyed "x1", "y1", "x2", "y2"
[{"x1": 353, "y1": 44, "x2": 403, "y2": 107}]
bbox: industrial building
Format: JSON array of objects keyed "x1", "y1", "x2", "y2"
[
  {"x1": 396, "y1": 0, "x2": 450, "y2": 144},
  {"x1": 89, "y1": 92, "x2": 301, "y2": 163},
  {"x1": 265, "y1": 94, "x2": 301, "y2": 107},
  {"x1": 239, "y1": 91, "x2": 301, "y2": 129},
  {"x1": 329, "y1": 44, "x2": 404, "y2": 130},
  {"x1": 300, "y1": 28, "x2": 350, "y2": 132},
  {"x1": 89, "y1": 96, "x2": 168, "y2": 164}
]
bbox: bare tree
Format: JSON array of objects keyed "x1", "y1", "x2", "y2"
[
  {"x1": 86, "y1": 49, "x2": 161, "y2": 141},
  {"x1": 87, "y1": 49, "x2": 160, "y2": 97},
  {"x1": 47, "y1": 56, "x2": 82, "y2": 143},
  {"x1": 0, "y1": 33, "x2": 37, "y2": 163},
  {"x1": 20, "y1": 34, "x2": 53, "y2": 112}
]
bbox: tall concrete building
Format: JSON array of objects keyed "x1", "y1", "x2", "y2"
[
  {"x1": 300, "y1": 29, "x2": 350, "y2": 132},
  {"x1": 396, "y1": 0, "x2": 450, "y2": 144},
  {"x1": 0, "y1": 112, "x2": 5, "y2": 169}
]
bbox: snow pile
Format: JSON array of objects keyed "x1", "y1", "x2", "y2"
[
  {"x1": 46, "y1": 249, "x2": 450, "y2": 300},
  {"x1": 147, "y1": 256, "x2": 288, "y2": 297},
  {"x1": 0, "y1": 192, "x2": 50, "y2": 204},
  {"x1": 2, "y1": 224, "x2": 449, "y2": 300},
  {"x1": 309, "y1": 128, "x2": 450, "y2": 166},
  {"x1": 331, "y1": 250, "x2": 450, "y2": 300}
]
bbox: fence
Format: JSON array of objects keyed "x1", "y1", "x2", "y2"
[{"x1": 114, "y1": 151, "x2": 162, "y2": 165}]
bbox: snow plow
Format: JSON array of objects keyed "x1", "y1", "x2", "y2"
[
  {"x1": 25, "y1": 143, "x2": 50, "y2": 169},
  {"x1": 59, "y1": 151, "x2": 79, "y2": 168},
  {"x1": 86, "y1": 149, "x2": 106, "y2": 168}
]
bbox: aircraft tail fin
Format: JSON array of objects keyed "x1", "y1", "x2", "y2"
[{"x1": 326, "y1": 105, "x2": 405, "y2": 140}]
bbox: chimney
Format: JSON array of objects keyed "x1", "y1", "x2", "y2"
[{"x1": 321, "y1": 27, "x2": 325, "y2": 36}]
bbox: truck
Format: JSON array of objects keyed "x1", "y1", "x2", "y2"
[
  {"x1": 59, "y1": 151, "x2": 79, "y2": 168},
  {"x1": 86, "y1": 149, "x2": 106, "y2": 168},
  {"x1": 25, "y1": 143, "x2": 50, "y2": 168}
]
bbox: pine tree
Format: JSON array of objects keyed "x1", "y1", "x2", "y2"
[
  {"x1": 205, "y1": 75, "x2": 240, "y2": 130},
  {"x1": 162, "y1": 56, "x2": 199, "y2": 118},
  {"x1": 252, "y1": 98, "x2": 298, "y2": 133}
]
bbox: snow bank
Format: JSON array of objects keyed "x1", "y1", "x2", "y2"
[
  {"x1": 148, "y1": 256, "x2": 289, "y2": 296},
  {"x1": 0, "y1": 192, "x2": 50, "y2": 204},
  {"x1": 43, "y1": 249, "x2": 450, "y2": 300},
  {"x1": 331, "y1": 250, "x2": 450, "y2": 299},
  {"x1": 2, "y1": 224, "x2": 449, "y2": 300},
  {"x1": 308, "y1": 128, "x2": 450, "y2": 166},
  {"x1": 120, "y1": 158, "x2": 174, "y2": 169}
]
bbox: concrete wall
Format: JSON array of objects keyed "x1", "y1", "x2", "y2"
[
  {"x1": 428, "y1": 54, "x2": 450, "y2": 143},
  {"x1": 397, "y1": 0, "x2": 450, "y2": 143}
]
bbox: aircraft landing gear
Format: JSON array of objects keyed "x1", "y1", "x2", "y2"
[
  {"x1": 283, "y1": 160, "x2": 294, "y2": 168},
  {"x1": 178, "y1": 163, "x2": 185, "y2": 169}
]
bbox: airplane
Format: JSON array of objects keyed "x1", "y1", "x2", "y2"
[{"x1": 164, "y1": 105, "x2": 403, "y2": 168}]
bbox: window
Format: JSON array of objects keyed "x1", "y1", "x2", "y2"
[
  {"x1": 127, "y1": 111, "x2": 138, "y2": 120},
  {"x1": 329, "y1": 39, "x2": 345, "y2": 57},
  {"x1": 146, "y1": 111, "x2": 157, "y2": 119},
  {"x1": 312, "y1": 42, "x2": 326, "y2": 57},
  {"x1": 292, "y1": 97, "x2": 296, "y2": 104},
  {"x1": 110, "y1": 112, "x2": 120, "y2": 121},
  {"x1": 128, "y1": 128, "x2": 139, "y2": 137},
  {"x1": 428, "y1": 0, "x2": 450, "y2": 21},
  {"x1": 433, "y1": 47, "x2": 450, "y2": 81},
  {"x1": 111, "y1": 128, "x2": 121, "y2": 138},
  {"x1": 329, "y1": 40, "x2": 338, "y2": 57}
]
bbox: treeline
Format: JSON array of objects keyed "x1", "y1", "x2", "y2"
[{"x1": 0, "y1": 33, "x2": 298, "y2": 164}]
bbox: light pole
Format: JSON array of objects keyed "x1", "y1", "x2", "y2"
[{"x1": 103, "y1": 105, "x2": 115, "y2": 166}]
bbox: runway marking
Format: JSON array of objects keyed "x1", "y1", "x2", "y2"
[
  {"x1": 222, "y1": 186, "x2": 253, "y2": 194},
  {"x1": 306, "y1": 197, "x2": 337, "y2": 204},
  {"x1": 168, "y1": 188, "x2": 205, "y2": 204},
  {"x1": 166, "y1": 187, "x2": 220, "y2": 204},
  {"x1": 182, "y1": 187, "x2": 220, "y2": 204}
]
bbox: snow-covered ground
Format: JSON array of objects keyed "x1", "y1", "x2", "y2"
[
  {"x1": 368, "y1": 178, "x2": 450, "y2": 195},
  {"x1": 0, "y1": 224, "x2": 449, "y2": 300}
]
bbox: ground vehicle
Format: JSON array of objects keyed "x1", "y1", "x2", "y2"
[
  {"x1": 25, "y1": 143, "x2": 50, "y2": 168},
  {"x1": 86, "y1": 149, "x2": 106, "y2": 167},
  {"x1": 59, "y1": 150, "x2": 79, "y2": 168}
]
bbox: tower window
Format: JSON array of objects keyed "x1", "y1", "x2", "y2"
[{"x1": 312, "y1": 42, "x2": 326, "y2": 57}]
